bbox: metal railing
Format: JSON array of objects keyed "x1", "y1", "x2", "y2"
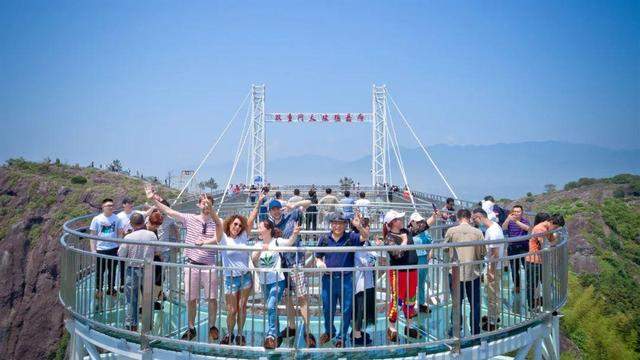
[{"x1": 59, "y1": 210, "x2": 567, "y2": 358}]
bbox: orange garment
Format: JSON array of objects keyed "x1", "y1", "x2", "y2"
[{"x1": 525, "y1": 223, "x2": 550, "y2": 264}]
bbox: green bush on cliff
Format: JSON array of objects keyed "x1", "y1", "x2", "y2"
[{"x1": 562, "y1": 273, "x2": 637, "y2": 359}]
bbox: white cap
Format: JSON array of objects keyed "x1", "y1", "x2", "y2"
[
  {"x1": 384, "y1": 210, "x2": 406, "y2": 224},
  {"x1": 409, "y1": 212, "x2": 425, "y2": 222}
]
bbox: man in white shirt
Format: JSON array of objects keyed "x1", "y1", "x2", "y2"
[
  {"x1": 116, "y1": 197, "x2": 146, "y2": 234},
  {"x1": 288, "y1": 189, "x2": 304, "y2": 203},
  {"x1": 354, "y1": 192, "x2": 371, "y2": 219},
  {"x1": 89, "y1": 198, "x2": 126, "y2": 297},
  {"x1": 472, "y1": 208, "x2": 504, "y2": 331},
  {"x1": 318, "y1": 188, "x2": 339, "y2": 228}
]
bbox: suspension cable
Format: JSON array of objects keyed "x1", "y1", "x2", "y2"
[
  {"x1": 171, "y1": 92, "x2": 251, "y2": 205},
  {"x1": 217, "y1": 103, "x2": 252, "y2": 211},
  {"x1": 386, "y1": 104, "x2": 417, "y2": 211},
  {"x1": 387, "y1": 91, "x2": 459, "y2": 199}
]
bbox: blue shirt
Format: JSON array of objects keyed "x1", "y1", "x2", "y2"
[
  {"x1": 340, "y1": 197, "x2": 356, "y2": 219},
  {"x1": 315, "y1": 231, "x2": 363, "y2": 269},
  {"x1": 413, "y1": 231, "x2": 432, "y2": 257},
  {"x1": 271, "y1": 208, "x2": 303, "y2": 267}
]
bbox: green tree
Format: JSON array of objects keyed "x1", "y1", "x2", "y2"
[
  {"x1": 339, "y1": 177, "x2": 354, "y2": 190},
  {"x1": 107, "y1": 159, "x2": 123, "y2": 172},
  {"x1": 200, "y1": 177, "x2": 218, "y2": 194}
]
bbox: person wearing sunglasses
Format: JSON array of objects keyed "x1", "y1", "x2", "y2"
[
  {"x1": 215, "y1": 193, "x2": 264, "y2": 346},
  {"x1": 145, "y1": 184, "x2": 221, "y2": 342}
]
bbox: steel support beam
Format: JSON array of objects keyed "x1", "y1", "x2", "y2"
[
  {"x1": 250, "y1": 84, "x2": 266, "y2": 186},
  {"x1": 371, "y1": 85, "x2": 388, "y2": 187}
]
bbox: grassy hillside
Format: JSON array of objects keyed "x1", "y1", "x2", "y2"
[
  {"x1": 517, "y1": 174, "x2": 640, "y2": 359},
  {"x1": 0, "y1": 159, "x2": 177, "y2": 360}
]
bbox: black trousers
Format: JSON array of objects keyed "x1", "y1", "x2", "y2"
[
  {"x1": 95, "y1": 247, "x2": 125, "y2": 292},
  {"x1": 306, "y1": 211, "x2": 318, "y2": 231},
  {"x1": 508, "y1": 244, "x2": 529, "y2": 289}
]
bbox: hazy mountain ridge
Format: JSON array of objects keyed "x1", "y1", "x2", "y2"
[{"x1": 202, "y1": 141, "x2": 640, "y2": 200}]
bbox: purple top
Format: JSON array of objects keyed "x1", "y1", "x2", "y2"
[{"x1": 507, "y1": 216, "x2": 530, "y2": 247}]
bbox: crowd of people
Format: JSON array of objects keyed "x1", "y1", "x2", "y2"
[{"x1": 87, "y1": 184, "x2": 564, "y2": 349}]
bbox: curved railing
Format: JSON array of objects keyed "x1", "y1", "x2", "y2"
[{"x1": 59, "y1": 204, "x2": 568, "y2": 358}]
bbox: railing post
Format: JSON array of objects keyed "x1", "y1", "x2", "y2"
[
  {"x1": 141, "y1": 259, "x2": 155, "y2": 351},
  {"x1": 451, "y1": 254, "x2": 461, "y2": 353},
  {"x1": 542, "y1": 247, "x2": 552, "y2": 312}
]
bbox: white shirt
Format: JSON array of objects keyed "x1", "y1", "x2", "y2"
[
  {"x1": 355, "y1": 249, "x2": 377, "y2": 293},
  {"x1": 253, "y1": 238, "x2": 286, "y2": 285},
  {"x1": 484, "y1": 222, "x2": 505, "y2": 260},
  {"x1": 89, "y1": 213, "x2": 124, "y2": 250},
  {"x1": 481, "y1": 200, "x2": 498, "y2": 222},
  {"x1": 220, "y1": 232, "x2": 251, "y2": 277},
  {"x1": 354, "y1": 198, "x2": 371, "y2": 218},
  {"x1": 288, "y1": 195, "x2": 303, "y2": 203},
  {"x1": 117, "y1": 210, "x2": 145, "y2": 234}
]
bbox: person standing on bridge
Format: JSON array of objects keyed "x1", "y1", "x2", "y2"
[
  {"x1": 319, "y1": 188, "x2": 339, "y2": 229},
  {"x1": 305, "y1": 189, "x2": 319, "y2": 231},
  {"x1": 472, "y1": 208, "x2": 505, "y2": 331},
  {"x1": 315, "y1": 211, "x2": 368, "y2": 348},
  {"x1": 354, "y1": 191, "x2": 371, "y2": 219},
  {"x1": 444, "y1": 209, "x2": 486, "y2": 336},
  {"x1": 288, "y1": 188, "x2": 303, "y2": 203},
  {"x1": 252, "y1": 220, "x2": 302, "y2": 349},
  {"x1": 525, "y1": 213, "x2": 564, "y2": 310},
  {"x1": 144, "y1": 184, "x2": 221, "y2": 343},
  {"x1": 265, "y1": 198, "x2": 317, "y2": 348},
  {"x1": 382, "y1": 210, "x2": 431, "y2": 341},
  {"x1": 408, "y1": 211, "x2": 438, "y2": 314},
  {"x1": 89, "y1": 198, "x2": 126, "y2": 299},
  {"x1": 215, "y1": 194, "x2": 264, "y2": 346},
  {"x1": 117, "y1": 213, "x2": 156, "y2": 331},
  {"x1": 502, "y1": 205, "x2": 530, "y2": 295},
  {"x1": 340, "y1": 190, "x2": 356, "y2": 221}
]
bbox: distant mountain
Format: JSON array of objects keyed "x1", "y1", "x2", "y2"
[{"x1": 200, "y1": 141, "x2": 640, "y2": 201}]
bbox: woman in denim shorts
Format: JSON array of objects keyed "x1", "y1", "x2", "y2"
[{"x1": 216, "y1": 194, "x2": 264, "y2": 345}]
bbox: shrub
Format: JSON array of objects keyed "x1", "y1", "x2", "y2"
[
  {"x1": 564, "y1": 181, "x2": 579, "y2": 190},
  {"x1": 562, "y1": 273, "x2": 637, "y2": 359},
  {"x1": 613, "y1": 188, "x2": 626, "y2": 198},
  {"x1": 609, "y1": 174, "x2": 640, "y2": 184},
  {"x1": 70, "y1": 176, "x2": 87, "y2": 185},
  {"x1": 601, "y1": 198, "x2": 640, "y2": 242}
]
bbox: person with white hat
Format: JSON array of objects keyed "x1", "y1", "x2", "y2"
[
  {"x1": 408, "y1": 211, "x2": 438, "y2": 314},
  {"x1": 381, "y1": 208, "x2": 437, "y2": 341}
]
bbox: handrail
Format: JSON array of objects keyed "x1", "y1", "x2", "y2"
[{"x1": 60, "y1": 220, "x2": 567, "y2": 358}]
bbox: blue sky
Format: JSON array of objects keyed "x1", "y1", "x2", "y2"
[{"x1": 1, "y1": 1, "x2": 638, "y2": 184}]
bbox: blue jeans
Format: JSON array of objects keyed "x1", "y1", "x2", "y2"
[
  {"x1": 125, "y1": 267, "x2": 143, "y2": 327},
  {"x1": 449, "y1": 275, "x2": 481, "y2": 335},
  {"x1": 417, "y1": 255, "x2": 429, "y2": 305},
  {"x1": 321, "y1": 272, "x2": 353, "y2": 340},
  {"x1": 263, "y1": 280, "x2": 286, "y2": 338}
]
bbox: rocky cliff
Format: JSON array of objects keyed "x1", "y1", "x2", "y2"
[
  {"x1": 0, "y1": 159, "x2": 174, "y2": 360},
  {"x1": 508, "y1": 174, "x2": 640, "y2": 358}
]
